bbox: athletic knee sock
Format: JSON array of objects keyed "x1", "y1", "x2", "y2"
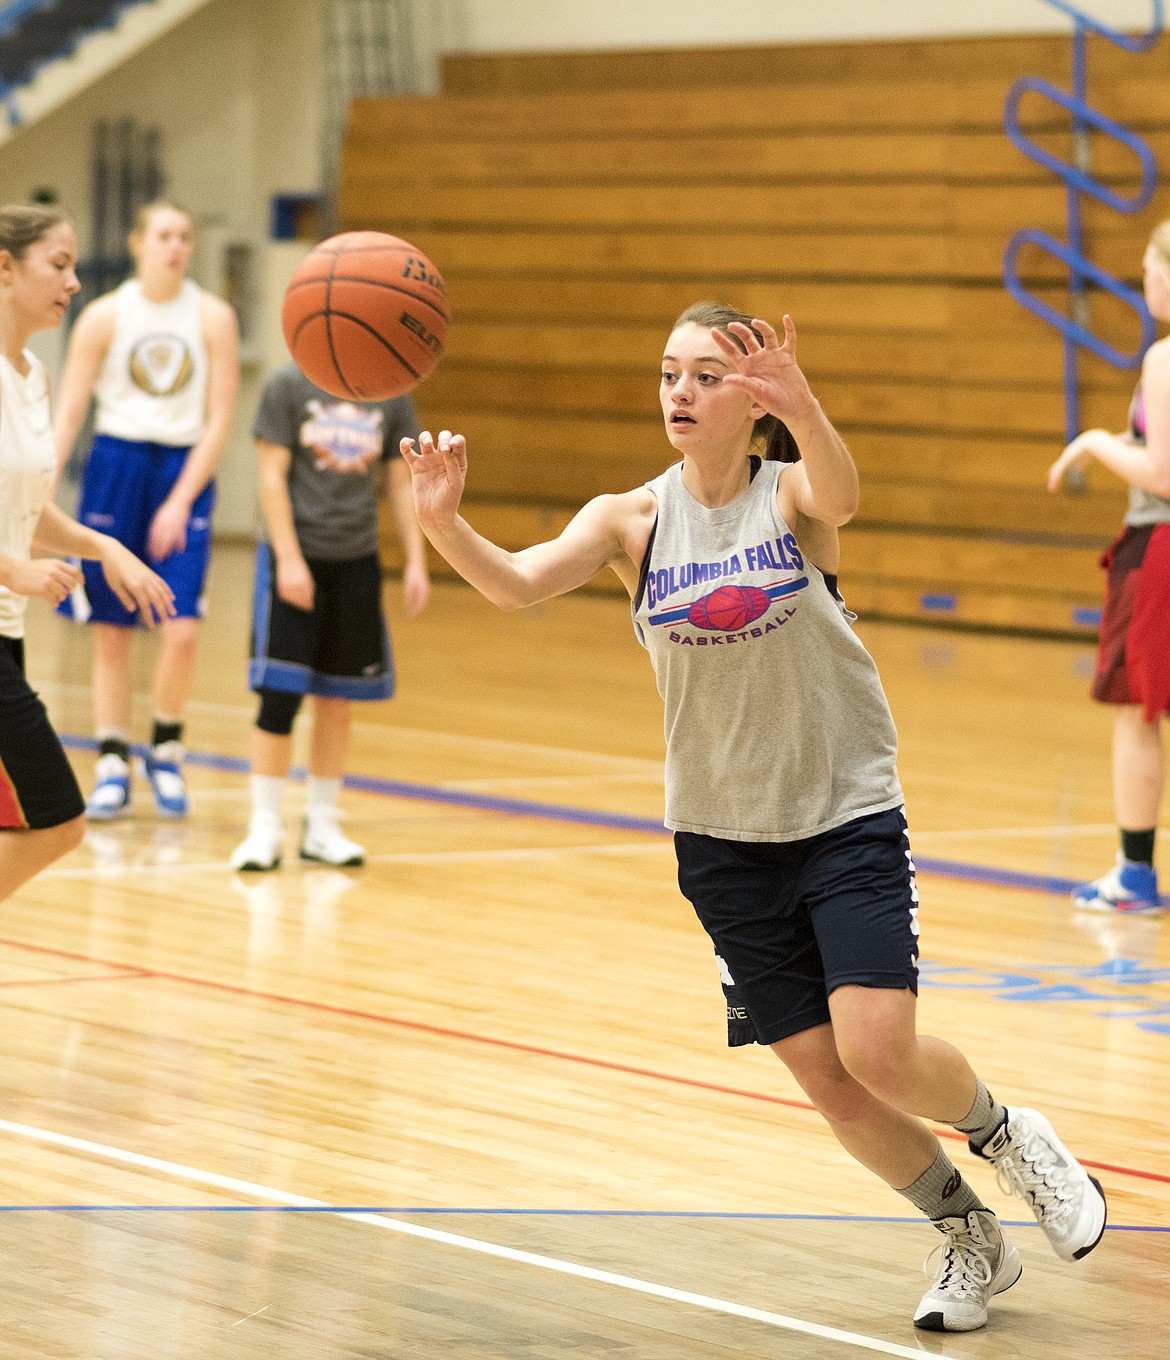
[
  {"x1": 96, "y1": 729, "x2": 130, "y2": 764},
  {"x1": 250, "y1": 775, "x2": 285, "y2": 821},
  {"x1": 1121, "y1": 828, "x2": 1156, "y2": 867},
  {"x1": 898, "y1": 1147, "x2": 986, "y2": 1221},
  {"x1": 952, "y1": 1078, "x2": 1008, "y2": 1150}
]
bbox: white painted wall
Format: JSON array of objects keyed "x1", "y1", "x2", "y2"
[
  {"x1": 1, "y1": 0, "x2": 323, "y2": 534},
  {"x1": 443, "y1": 1, "x2": 1163, "y2": 52}
]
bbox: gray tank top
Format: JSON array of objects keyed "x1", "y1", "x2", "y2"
[
  {"x1": 1124, "y1": 385, "x2": 1170, "y2": 527},
  {"x1": 632, "y1": 459, "x2": 903, "y2": 842}
]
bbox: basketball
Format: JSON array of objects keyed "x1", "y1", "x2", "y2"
[
  {"x1": 281, "y1": 231, "x2": 449, "y2": 401},
  {"x1": 688, "y1": 585, "x2": 771, "y2": 632}
]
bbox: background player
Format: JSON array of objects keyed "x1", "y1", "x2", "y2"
[
  {"x1": 53, "y1": 201, "x2": 239, "y2": 821},
  {"x1": 0, "y1": 203, "x2": 174, "y2": 908},
  {"x1": 1048, "y1": 220, "x2": 1170, "y2": 915},
  {"x1": 230, "y1": 359, "x2": 429, "y2": 872}
]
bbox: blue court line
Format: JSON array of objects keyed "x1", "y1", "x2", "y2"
[
  {"x1": 58, "y1": 735, "x2": 1090, "y2": 895},
  {"x1": 0, "y1": 1205, "x2": 1162, "y2": 1231}
]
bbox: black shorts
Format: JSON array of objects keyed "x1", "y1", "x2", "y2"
[
  {"x1": 0, "y1": 636, "x2": 85, "y2": 830},
  {"x1": 675, "y1": 806, "x2": 920, "y2": 1048},
  {"x1": 247, "y1": 547, "x2": 395, "y2": 700}
]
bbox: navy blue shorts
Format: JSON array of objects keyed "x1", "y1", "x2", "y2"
[
  {"x1": 675, "y1": 806, "x2": 920, "y2": 1047},
  {"x1": 59, "y1": 434, "x2": 214, "y2": 626},
  {"x1": 248, "y1": 546, "x2": 395, "y2": 701},
  {"x1": 0, "y1": 636, "x2": 85, "y2": 830}
]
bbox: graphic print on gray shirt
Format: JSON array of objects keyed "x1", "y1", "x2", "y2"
[{"x1": 252, "y1": 362, "x2": 420, "y2": 560}]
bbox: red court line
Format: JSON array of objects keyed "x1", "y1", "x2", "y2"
[{"x1": 1, "y1": 933, "x2": 1166, "y2": 1188}]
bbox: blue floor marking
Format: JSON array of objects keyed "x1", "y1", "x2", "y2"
[
  {"x1": 0, "y1": 1205, "x2": 1162, "y2": 1230},
  {"x1": 59, "y1": 735, "x2": 1091, "y2": 893}
]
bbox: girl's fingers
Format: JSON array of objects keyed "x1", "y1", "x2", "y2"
[{"x1": 750, "y1": 317, "x2": 782, "y2": 348}]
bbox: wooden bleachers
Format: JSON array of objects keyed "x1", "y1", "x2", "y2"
[{"x1": 341, "y1": 32, "x2": 1170, "y2": 635}]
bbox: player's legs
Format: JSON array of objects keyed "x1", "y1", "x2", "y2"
[
  {"x1": 0, "y1": 637, "x2": 88, "y2": 900},
  {"x1": 152, "y1": 616, "x2": 200, "y2": 719},
  {"x1": 1077, "y1": 526, "x2": 1165, "y2": 912},
  {"x1": 296, "y1": 553, "x2": 393, "y2": 868},
  {"x1": 300, "y1": 697, "x2": 363, "y2": 866},
  {"x1": 87, "y1": 623, "x2": 135, "y2": 820},
  {"x1": 0, "y1": 820, "x2": 86, "y2": 904},
  {"x1": 139, "y1": 457, "x2": 214, "y2": 819},
  {"x1": 1073, "y1": 706, "x2": 1162, "y2": 912},
  {"x1": 231, "y1": 692, "x2": 301, "y2": 872}
]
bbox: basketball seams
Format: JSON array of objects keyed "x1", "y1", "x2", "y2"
[
  {"x1": 322, "y1": 248, "x2": 357, "y2": 399},
  {"x1": 284, "y1": 274, "x2": 449, "y2": 325}
]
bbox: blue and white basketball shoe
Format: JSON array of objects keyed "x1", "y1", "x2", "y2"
[{"x1": 1073, "y1": 856, "x2": 1160, "y2": 915}]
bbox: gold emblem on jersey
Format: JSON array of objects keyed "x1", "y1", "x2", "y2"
[{"x1": 128, "y1": 333, "x2": 195, "y2": 397}]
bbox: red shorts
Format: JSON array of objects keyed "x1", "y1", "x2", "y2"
[{"x1": 1092, "y1": 522, "x2": 1170, "y2": 720}]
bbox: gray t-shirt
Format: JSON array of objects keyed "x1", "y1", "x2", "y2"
[{"x1": 252, "y1": 362, "x2": 420, "y2": 560}]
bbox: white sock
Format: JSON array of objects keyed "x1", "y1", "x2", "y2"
[
  {"x1": 250, "y1": 775, "x2": 285, "y2": 819},
  {"x1": 306, "y1": 776, "x2": 341, "y2": 820}
]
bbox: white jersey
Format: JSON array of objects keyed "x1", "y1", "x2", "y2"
[
  {"x1": 94, "y1": 278, "x2": 209, "y2": 446},
  {"x1": 0, "y1": 351, "x2": 56, "y2": 639}
]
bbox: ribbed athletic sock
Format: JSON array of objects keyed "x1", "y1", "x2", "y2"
[
  {"x1": 151, "y1": 717, "x2": 184, "y2": 749},
  {"x1": 305, "y1": 776, "x2": 341, "y2": 816},
  {"x1": 1121, "y1": 828, "x2": 1157, "y2": 868},
  {"x1": 250, "y1": 775, "x2": 285, "y2": 818},
  {"x1": 898, "y1": 1147, "x2": 986, "y2": 1221},
  {"x1": 96, "y1": 729, "x2": 130, "y2": 763},
  {"x1": 952, "y1": 1078, "x2": 1008, "y2": 1150}
]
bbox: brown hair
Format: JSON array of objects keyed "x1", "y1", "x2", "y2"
[
  {"x1": 672, "y1": 301, "x2": 800, "y2": 463},
  {"x1": 0, "y1": 203, "x2": 68, "y2": 260},
  {"x1": 1150, "y1": 220, "x2": 1170, "y2": 269},
  {"x1": 131, "y1": 200, "x2": 192, "y2": 237}
]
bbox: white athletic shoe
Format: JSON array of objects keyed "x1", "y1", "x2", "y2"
[
  {"x1": 974, "y1": 1107, "x2": 1107, "y2": 1261},
  {"x1": 86, "y1": 754, "x2": 131, "y2": 820},
  {"x1": 913, "y1": 1209, "x2": 1022, "y2": 1332},
  {"x1": 299, "y1": 810, "x2": 365, "y2": 867},
  {"x1": 1073, "y1": 855, "x2": 1160, "y2": 915},
  {"x1": 230, "y1": 811, "x2": 284, "y2": 872}
]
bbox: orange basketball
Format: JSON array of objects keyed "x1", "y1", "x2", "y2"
[{"x1": 281, "y1": 231, "x2": 449, "y2": 401}]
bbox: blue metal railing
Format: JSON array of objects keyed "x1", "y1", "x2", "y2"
[
  {"x1": 1002, "y1": 2, "x2": 1163, "y2": 444},
  {"x1": 0, "y1": 0, "x2": 57, "y2": 125}
]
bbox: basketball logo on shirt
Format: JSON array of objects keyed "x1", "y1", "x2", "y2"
[
  {"x1": 300, "y1": 400, "x2": 384, "y2": 461},
  {"x1": 128, "y1": 333, "x2": 195, "y2": 397}
]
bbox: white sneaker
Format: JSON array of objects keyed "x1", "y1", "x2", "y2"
[
  {"x1": 86, "y1": 754, "x2": 131, "y2": 820},
  {"x1": 913, "y1": 1209, "x2": 1022, "y2": 1332},
  {"x1": 230, "y1": 811, "x2": 284, "y2": 872},
  {"x1": 973, "y1": 1107, "x2": 1107, "y2": 1261},
  {"x1": 299, "y1": 810, "x2": 365, "y2": 867}
]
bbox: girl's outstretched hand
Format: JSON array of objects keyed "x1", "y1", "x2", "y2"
[
  {"x1": 400, "y1": 429, "x2": 467, "y2": 528},
  {"x1": 711, "y1": 314, "x2": 816, "y2": 422}
]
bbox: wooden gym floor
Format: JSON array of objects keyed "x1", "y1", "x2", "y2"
[{"x1": 5, "y1": 543, "x2": 1169, "y2": 1358}]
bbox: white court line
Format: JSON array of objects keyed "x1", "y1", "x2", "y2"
[
  {"x1": 39, "y1": 841, "x2": 672, "y2": 880},
  {"x1": 0, "y1": 1118, "x2": 952, "y2": 1360}
]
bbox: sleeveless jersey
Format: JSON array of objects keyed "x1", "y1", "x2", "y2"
[
  {"x1": 631, "y1": 459, "x2": 903, "y2": 842},
  {"x1": 1124, "y1": 384, "x2": 1170, "y2": 527},
  {"x1": 0, "y1": 352, "x2": 56, "y2": 638},
  {"x1": 94, "y1": 279, "x2": 208, "y2": 446}
]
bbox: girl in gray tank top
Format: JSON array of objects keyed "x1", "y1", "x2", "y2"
[
  {"x1": 1047, "y1": 219, "x2": 1170, "y2": 915},
  {"x1": 403, "y1": 301, "x2": 1106, "y2": 1333}
]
